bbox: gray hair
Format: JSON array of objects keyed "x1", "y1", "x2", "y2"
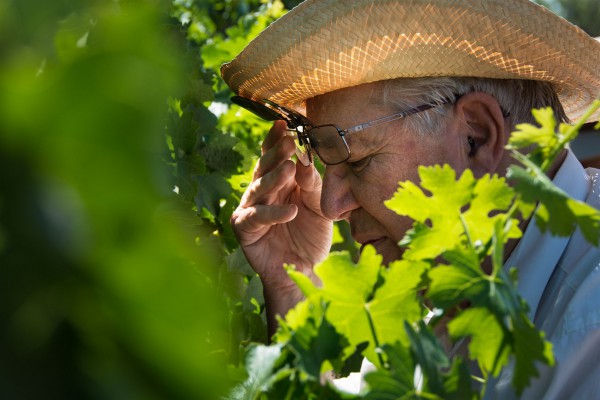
[{"x1": 376, "y1": 77, "x2": 568, "y2": 136}]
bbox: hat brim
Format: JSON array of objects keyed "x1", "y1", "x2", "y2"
[{"x1": 221, "y1": 0, "x2": 600, "y2": 122}]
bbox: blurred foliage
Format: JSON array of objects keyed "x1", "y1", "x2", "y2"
[
  {"x1": 0, "y1": 0, "x2": 245, "y2": 398},
  {"x1": 0, "y1": 0, "x2": 351, "y2": 398},
  {"x1": 534, "y1": 0, "x2": 600, "y2": 36}
]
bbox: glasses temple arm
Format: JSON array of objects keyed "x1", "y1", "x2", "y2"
[{"x1": 344, "y1": 99, "x2": 453, "y2": 134}]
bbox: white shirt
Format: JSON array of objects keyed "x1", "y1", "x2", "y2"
[{"x1": 489, "y1": 150, "x2": 600, "y2": 399}]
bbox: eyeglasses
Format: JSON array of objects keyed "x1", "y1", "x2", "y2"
[{"x1": 231, "y1": 95, "x2": 455, "y2": 166}]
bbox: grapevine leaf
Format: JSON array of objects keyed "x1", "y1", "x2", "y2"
[
  {"x1": 385, "y1": 165, "x2": 474, "y2": 223},
  {"x1": 363, "y1": 343, "x2": 416, "y2": 399},
  {"x1": 404, "y1": 320, "x2": 449, "y2": 395},
  {"x1": 281, "y1": 300, "x2": 346, "y2": 378},
  {"x1": 176, "y1": 152, "x2": 205, "y2": 200},
  {"x1": 386, "y1": 166, "x2": 515, "y2": 261},
  {"x1": 275, "y1": 299, "x2": 314, "y2": 344},
  {"x1": 337, "y1": 342, "x2": 370, "y2": 377},
  {"x1": 315, "y1": 247, "x2": 381, "y2": 304},
  {"x1": 332, "y1": 222, "x2": 345, "y2": 244},
  {"x1": 195, "y1": 173, "x2": 232, "y2": 217},
  {"x1": 507, "y1": 107, "x2": 557, "y2": 160},
  {"x1": 313, "y1": 247, "x2": 425, "y2": 367},
  {"x1": 427, "y1": 263, "x2": 486, "y2": 308},
  {"x1": 447, "y1": 307, "x2": 509, "y2": 377},
  {"x1": 199, "y1": 131, "x2": 243, "y2": 176},
  {"x1": 219, "y1": 193, "x2": 242, "y2": 251},
  {"x1": 180, "y1": 78, "x2": 214, "y2": 107},
  {"x1": 511, "y1": 317, "x2": 555, "y2": 394},
  {"x1": 227, "y1": 344, "x2": 284, "y2": 400},
  {"x1": 314, "y1": 247, "x2": 382, "y2": 362},
  {"x1": 286, "y1": 264, "x2": 319, "y2": 298},
  {"x1": 507, "y1": 164, "x2": 600, "y2": 245},
  {"x1": 226, "y1": 247, "x2": 256, "y2": 276},
  {"x1": 170, "y1": 105, "x2": 200, "y2": 154},
  {"x1": 441, "y1": 359, "x2": 474, "y2": 400},
  {"x1": 404, "y1": 321, "x2": 450, "y2": 393},
  {"x1": 229, "y1": 165, "x2": 255, "y2": 194},
  {"x1": 385, "y1": 165, "x2": 474, "y2": 260},
  {"x1": 368, "y1": 259, "x2": 428, "y2": 346},
  {"x1": 463, "y1": 174, "x2": 519, "y2": 246}
]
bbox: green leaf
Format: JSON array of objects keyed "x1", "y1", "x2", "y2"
[
  {"x1": 169, "y1": 105, "x2": 200, "y2": 154},
  {"x1": 286, "y1": 264, "x2": 319, "y2": 298},
  {"x1": 314, "y1": 247, "x2": 382, "y2": 362},
  {"x1": 316, "y1": 247, "x2": 381, "y2": 303},
  {"x1": 314, "y1": 247, "x2": 426, "y2": 366},
  {"x1": 368, "y1": 259, "x2": 428, "y2": 347},
  {"x1": 288, "y1": 309, "x2": 347, "y2": 378},
  {"x1": 226, "y1": 247, "x2": 256, "y2": 277},
  {"x1": 386, "y1": 165, "x2": 475, "y2": 224},
  {"x1": 447, "y1": 307, "x2": 509, "y2": 377},
  {"x1": 227, "y1": 344, "x2": 285, "y2": 400},
  {"x1": 404, "y1": 321, "x2": 474, "y2": 400},
  {"x1": 441, "y1": 358, "x2": 474, "y2": 400},
  {"x1": 507, "y1": 164, "x2": 600, "y2": 245},
  {"x1": 219, "y1": 193, "x2": 243, "y2": 251},
  {"x1": 332, "y1": 222, "x2": 345, "y2": 244},
  {"x1": 512, "y1": 318, "x2": 554, "y2": 394},
  {"x1": 462, "y1": 174, "x2": 519, "y2": 246},
  {"x1": 363, "y1": 343, "x2": 417, "y2": 400},
  {"x1": 404, "y1": 320, "x2": 449, "y2": 395},
  {"x1": 195, "y1": 172, "x2": 232, "y2": 217},
  {"x1": 507, "y1": 107, "x2": 557, "y2": 159},
  {"x1": 180, "y1": 78, "x2": 215, "y2": 107},
  {"x1": 426, "y1": 263, "x2": 488, "y2": 310},
  {"x1": 386, "y1": 166, "x2": 515, "y2": 261},
  {"x1": 199, "y1": 131, "x2": 243, "y2": 175}
]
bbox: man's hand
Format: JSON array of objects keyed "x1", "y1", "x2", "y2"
[{"x1": 231, "y1": 120, "x2": 333, "y2": 335}]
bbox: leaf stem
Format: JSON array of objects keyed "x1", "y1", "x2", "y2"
[
  {"x1": 459, "y1": 213, "x2": 475, "y2": 250},
  {"x1": 364, "y1": 304, "x2": 386, "y2": 368}
]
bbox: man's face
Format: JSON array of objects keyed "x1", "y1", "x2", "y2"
[{"x1": 306, "y1": 82, "x2": 466, "y2": 264}]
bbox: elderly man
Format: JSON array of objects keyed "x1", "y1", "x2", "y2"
[{"x1": 222, "y1": 0, "x2": 600, "y2": 398}]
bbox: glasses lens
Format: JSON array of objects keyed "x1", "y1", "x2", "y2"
[{"x1": 307, "y1": 125, "x2": 349, "y2": 165}]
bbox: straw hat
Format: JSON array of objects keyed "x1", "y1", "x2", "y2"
[{"x1": 221, "y1": 0, "x2": 600, "y2": 122}]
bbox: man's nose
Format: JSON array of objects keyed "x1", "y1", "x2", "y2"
[{"x1": 320, "y1": 164, "x2": 359, "y2": 221}]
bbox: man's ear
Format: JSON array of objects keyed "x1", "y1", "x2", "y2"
[{"x1": 452, "y1": 92, "x2": 508, "y2": 176}]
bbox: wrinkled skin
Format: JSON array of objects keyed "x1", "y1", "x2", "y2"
[{"x1": 231, "y1": 82, "x2": 515, "y2": 335}]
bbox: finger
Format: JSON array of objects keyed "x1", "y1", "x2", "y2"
[
  {"x1": 231, "y1": 204, "x2": 298, "y2": 241},
  {"x1": 261, "y1": 120, "x2": 288, "y2": 155},
  {"x1": 295, "y1": 162, "x2": 322, "y2": 193},
  {"x1": 242, "y1": 159, "x2": 296, "y2": 207},
  {"x1": 295, "y1": 162, "x2": 323, "y2": 209},
  {"x1": 254, "y1": 134, "x2": 296, "y2": 179}
]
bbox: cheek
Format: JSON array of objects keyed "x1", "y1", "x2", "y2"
[{"x1": 353, "y1": 167, "x2": 406, "y2": 221}]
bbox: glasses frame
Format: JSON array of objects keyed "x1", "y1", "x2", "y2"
[
  {"x1": 307, "y1": 99, "x2": 456, "y2": 165},
  {"x1": 231, "y1": 95, "x2": 457, "y2": 166}
]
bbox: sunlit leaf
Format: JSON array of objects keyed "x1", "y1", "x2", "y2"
[
  {"x1": 448, "y1": 307, "x2": 509, "y2": 376},
  {"x1": 507, "y1": 163, "x2": 600, "y2": 245}
]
